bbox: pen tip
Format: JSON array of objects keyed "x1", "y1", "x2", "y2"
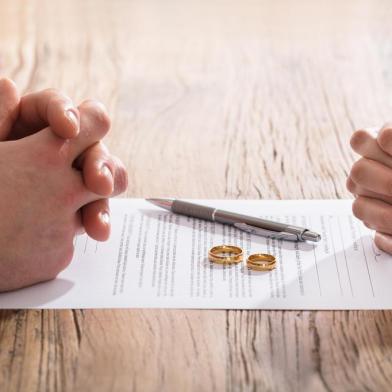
[
  {"x1": 302, "y1": 231, "x2": 321, "y2": 242},
  {"x1": 145, "y1": 198, "x2": 173, "y2": 210}
]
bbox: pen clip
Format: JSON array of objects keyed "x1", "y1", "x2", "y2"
[{"x1": 234, "y1": 223, "x2": 300, "y2": 241}]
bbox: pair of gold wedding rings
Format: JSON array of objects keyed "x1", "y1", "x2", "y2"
[{"x1": 208, "y1": 245, "x2": 276, "y2": 271}]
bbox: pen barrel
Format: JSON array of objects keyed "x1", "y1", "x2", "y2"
[
  {"x1": 214, "y1": 210, "x2": 287, "y2": 231},
  {"x1": 172, "y1": 200, "x2": 215, "y2": 221}
]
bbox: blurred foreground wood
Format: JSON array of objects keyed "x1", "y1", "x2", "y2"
[{"x1": 1, "y1": 0, "x2": 392, "y2": 390}]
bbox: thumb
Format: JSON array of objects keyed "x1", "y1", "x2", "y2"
[{"x1": 0, "y1": 78, "x2": 20, "y2": 140}]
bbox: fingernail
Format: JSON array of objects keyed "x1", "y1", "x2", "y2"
[
  {"x1": 100, "y1": 163, "x2": 113, "y2": 185},
  {"x1": 65, "y1": 109, "x2": 79, "y2": 133},
  {"x1": 100, "y1": 211, "x2": 110, "y2": 225}
]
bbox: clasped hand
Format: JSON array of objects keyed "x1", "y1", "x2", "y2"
[
  {"x1": 0, "y1": 79, "x2": 127, "y2": 291},
  {"x1": 2, "y1": 76, "x2": 392, "y2": 293},
  {"x1": 348, "y1": 125, "x2": 392, "y2": 254}
]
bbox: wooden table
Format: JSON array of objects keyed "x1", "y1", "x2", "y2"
[{"x1": 1, "y1": 0, "x2": 392, "y2": 390}]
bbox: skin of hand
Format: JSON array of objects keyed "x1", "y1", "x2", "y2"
[
  {"x1": 347, "y1": 124, "x2": 392, "y2": 254},
  {"x1": 0, "y1": 101, "x2": 119, "y2": 292},
  {"x1": 0, "y1": 78, "x2": 128, "y2": 241}
]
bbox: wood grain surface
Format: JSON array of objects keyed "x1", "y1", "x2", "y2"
[{"x1": 1, "y1": 0, "x2": 392, "y2": 390}]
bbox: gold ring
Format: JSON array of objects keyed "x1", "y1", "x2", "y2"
[
  {"x1": 208, "y1": 245, "x2": 243, "y2": 264},
  {"x1": 247, "y1": 253, "x2": 276, "y2": 271}
]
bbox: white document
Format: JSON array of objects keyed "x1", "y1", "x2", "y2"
[{"x1": 0, "y1": 199, "x2": 391, "y2": 310}]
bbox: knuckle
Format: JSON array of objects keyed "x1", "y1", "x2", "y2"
[
  {"x1": 374, "y1": 233, "x2": 383, "y2": 249},
  {"x1": 0, "y1": 77, "x2": 17, "y2": 95},
  {"x1": 346, "y1": 176, "x2": 356, "y2": 193},
  {"x1": 49, "y1": 95, "x2": 69, "y2": 107},
  {"x1": 378, "y1": 128, "x2": 392, "y2": 151},
  {"x1": 80, "y1": 100, "x2": 111, "y2": 135},
  {"x1": 352, "y1": 197, "x2": 365, "y2": 220},
  {"x1": 363, "y1": 221, "x2": 373, "y2": 230},
  {"x1": 374, "y1": 232, "x2": 392, "y2": 254},
  {"x1": 96, "y1": 109, "x2": 111, "y2": 131},
  {"x1": 350, "y1": 159, "x2": 368, "y2": 184},
  {"x1": 350, "y1": 130, "x2": 368, "y2": 152},
  {"x1": 45, "y1": 89, "x2": 74, "y2": 109},
  {"x1": 378, "y1": 127, "x2": 392, "y2": 147},
  {"x1": 43, "y1": 87, "x2": 62, "y2": 98},
  {"x1": 380, "y1": 209, "x2": 392, "y2": 228}
]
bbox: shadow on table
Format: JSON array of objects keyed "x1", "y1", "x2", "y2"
[
  {"x1": 220, "y1": 234, "x2": 392, "y2": 389},
  {"x1": 0, "y1": 278, "x2": 74, "y2": 309}
]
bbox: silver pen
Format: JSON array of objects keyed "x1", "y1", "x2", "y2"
[{"x1": 146, "y1": 198, "x2": 321, "y2": 242}]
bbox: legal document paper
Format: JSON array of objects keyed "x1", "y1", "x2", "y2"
[{"x1": 0, "y1": 199, "x2": 391, "y2": 309}]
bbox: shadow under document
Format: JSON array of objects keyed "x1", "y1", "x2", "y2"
[{"x1": 0, "y1": 278, "x2": 74, "y2": 309}]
